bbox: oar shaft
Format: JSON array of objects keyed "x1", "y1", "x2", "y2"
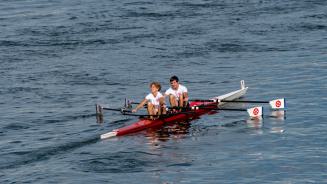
[
  {"x1": 190, "y1": 99, "x2": 215, "y2": 102},
  {"x1": 122, "y1": 111, "x2": 195, "y2": 118},
  {"x1": 190, "y1": 99, "x2": 269, "y2": 103},
  {"x1": 220, "y1": 100, "x2": 268, "y2": 103},
  {"x1": 129, "y1": 102, "x2": 147, "y2": 108},
  {"x1": 102, "y1": 107, "x2": 132, "y2": 113},
  {"x1": 193, "y1": 106, "x2": 247, "y2": 111},
  {"x1": 101, "y1": 105, "x2": 248, "y2": 113},
  {"x1": 120, "y1": 113, "x2": 154, "y2": 117},
  {"x1": 169, "y1": 106, "x2": 248, "y2": 112},
  {"x1": 215, "y1": 108, "x2": 247, "y2": 111}
]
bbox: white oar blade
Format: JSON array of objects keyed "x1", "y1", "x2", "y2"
[
  {"x1": 96, "y1": 104, "x2": 103, "y2": 115},
  {"x1": 247, "y1": 106, "x2": 263, "y2": 118},
  {"x1": 269, "y1": 98, "x2": 285, "y2": 109}
]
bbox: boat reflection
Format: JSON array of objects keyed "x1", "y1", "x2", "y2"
[{"x1": 144, "y1": 121, "x2": 192, "y2": 145}]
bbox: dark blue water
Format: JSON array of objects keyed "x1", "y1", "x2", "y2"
[{"x1": 1, "y1": 0, "x2": 326, "y2": 183}]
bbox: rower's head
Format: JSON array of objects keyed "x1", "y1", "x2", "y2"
[
  {"x1": 150, "y1": 82, "x2": 161, "y2": 93},
  {"x1": 170, "y1": 75, "x2": 179, "y2": 90}
]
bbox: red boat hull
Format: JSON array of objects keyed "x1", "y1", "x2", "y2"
[{"x1": 115, "y1": 101, "x2": 217, "y2": 137}]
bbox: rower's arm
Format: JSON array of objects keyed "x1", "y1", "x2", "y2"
[
  {"x1": 159, "y1": 96, "x2": 166, "y2": 106},
  {"x1": 132, "y1": 99, "x2": 147, "y2": 112},
  {"x1": 179, "y1": 95, "x2": 184, "y2": 107},
  {"x1": 163, "y1": 93, "x2": 169, "y2": 98},
  {"x1": 180, "y1": 92, "x2": 189, "y2": 107},
  {"x1": 183, "y1": 92, "x2": 189, "y2": 102}
]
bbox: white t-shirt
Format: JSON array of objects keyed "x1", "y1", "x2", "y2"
[
  {"x1": 145, "y1": 92, "x2": 163, "y2": 106},
  {"x1": 165, "y1": 84, "x2": 188, "y2": 100}
]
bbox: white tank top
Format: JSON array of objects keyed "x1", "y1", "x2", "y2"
[
  {"x1": 165, "y1": 84, "x2": 188, "y2": 100},
  {"x1": 145, "y1": 92, "x2": 163, "y2": 106}
]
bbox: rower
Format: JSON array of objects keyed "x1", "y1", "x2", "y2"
[
  {"x1": 132, "y1": 82, "x2": 166, "y2": 118},
  {"x1": 165, "y1": 76, "x2": 189, "y2": 108}
]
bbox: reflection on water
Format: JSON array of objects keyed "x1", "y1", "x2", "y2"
[
  {"x1": 270, "y1": 127, "x2": 285, "y2": 133},
  {"x1": 270, "y1": 110, "x2": 286, "y2": 120},
  {"x1": 246, "y1": 111, "x2": 285, "y2": 134},
  {"x1": 96, "y1": 114, "x2": 104, "y2": 124},
  {"x1": 246, "y1": 117, "x2": 264, "y2": 134},
  {"x1": 145, "y1": 122, "x2": 191, "y2": 147},
  {"x1": 269, "y1": 110, "x2": 285, "y2": 133},
  {"x1": 144, "y1": 110, "x2": 286, "y2": 145}
]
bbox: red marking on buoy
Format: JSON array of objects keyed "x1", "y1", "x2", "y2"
[
  {"x1": 253, "y1": 108, "x2": 259, "y2": 115},
  {"x1": 275, "y1": 100, "x2": 281, "y2": 108}
]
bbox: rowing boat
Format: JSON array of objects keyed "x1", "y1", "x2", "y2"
[{"x1": 100, "y1": 80, "x2": 249, "y2": 139}]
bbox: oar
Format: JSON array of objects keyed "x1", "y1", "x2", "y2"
[
  {"x1": 209, "y1": 106, "x2": 263, "y2": 118},
  {"x1": 190, "y1": 98, "x2": 285, "y2": 110},
  {"x1": 102, "y1": 107, "x2": 131, "y2": 113},
  {"x1": 124, "y1": 101, "x2": 148, "y2": 109},
  {"x1": 121, "y1": 111, "x2": 196, "y2": 118},
  {"x1": 154, "y1": 105, "x2": 263, "y2": 118},
  {"x1": 96, "y1": 104, "x2": 196, "y2": 118},
  {"x1": 96, "y1": 104, "x2": 263, "y2": 119},
  {"x1": 96, "y1": 104, "x2": 131, "y2": 116},
  {"x1": 178, "y1": 105, "x2": 263, "y2": 118}
]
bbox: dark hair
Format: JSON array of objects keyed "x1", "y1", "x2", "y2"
[
  {"x1": 170, "y1": 75, "x2": 179, "y2": 82},
  {"x1": 150, "y1": 82, "x2": 161, "y2": 91}
]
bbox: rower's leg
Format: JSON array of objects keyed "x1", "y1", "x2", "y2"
[
  {"x1": 147, "y1": 102, "x2": 154, "y2": 115},
  {"x1": 184, "y1": 100, "x2": 189, "y2": 108},
  {"x1": 178, "y1": 95, "x2": 184, "y2": 107},
  {"x1": 147, "y1": 102, "x2": 155, "y2": 119},
  {"x1": 159, "y1": 98, "x2": 166, "y2": 115},
  {"x1": 183, "y1": 92, "x2": 189, "y2": 107},
  {"x1": 169, "y1": 95, "x2": 178, "y2": 107}
]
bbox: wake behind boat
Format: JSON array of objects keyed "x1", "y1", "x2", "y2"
[{"x1": 97, "y1": 80, "x2": 285, "y2": 139}]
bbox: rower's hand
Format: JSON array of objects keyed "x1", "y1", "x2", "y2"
[{"x1": 132, "y1": 109, "x2": 137, "y2": 113}]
